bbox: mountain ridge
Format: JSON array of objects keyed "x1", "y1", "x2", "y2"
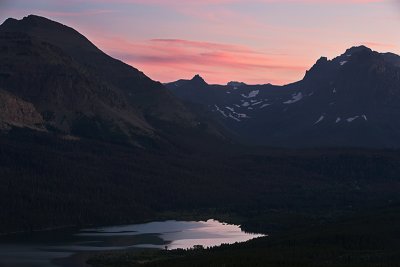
[
  {"x1": 166, "y1": 45, "x2": 400, "y2": 148},
  {"x1": 0, "y1": 15, "x2": 226, "y2": 148}
]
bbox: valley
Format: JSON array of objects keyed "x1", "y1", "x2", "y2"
[{"x1": 0, "y1": 14, "x2": 399, "y2": 267}]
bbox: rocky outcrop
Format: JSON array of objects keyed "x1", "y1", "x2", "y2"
[{"x1": 0, "y1": 89, "x2": 44, "y2": 130}]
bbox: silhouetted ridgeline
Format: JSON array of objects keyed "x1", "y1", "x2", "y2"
[{"x1": 167, "y1": 46, "x2": 400, "y2": 148}]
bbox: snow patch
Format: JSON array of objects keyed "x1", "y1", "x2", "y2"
[
  {"x1": 241, "y1": 90, "x2": 260, "y2": 98},
  {"x1": 336, "y1": 117, "x2": 341, "y2": 123},
  {"x1": 260, "y1": 104, "x2": 271, "y2": 109},
  {"x1": 252, "y1": 101, "x2": 263, "y2": 106},
  {"x1": 242, "y1": 102, "x2": 250, "y2": 107},
  {"x1": 347, "y1": 116, "x2": 359, "y2": 122},
  {"x1": 340, "y1": 61, "x2": 348, "y2": 66},
  {"x1": 214, "y1": 105, "x2": 227, "y2": 118},
  {"x1": 284, "y1": 92, "x2": 303, "y2": 104},
  {"x1": 220, "y1": 106, "x2": 250, "y2": 122},
  {"x1": 314, "y1": 115, "x2": 325, "y2": 125},
  {"x1": 333, "y1": 88, "x2": 337, "y2": 94},
  {"x1": 229, "y1": 114, "x2": 241, "y2": 122},
  {"x1": 362, "y1": 115, "x2": 368, "y2": 121},
  {"x1": 234, "y1": 112, "x2": 249, "y2": 118}
]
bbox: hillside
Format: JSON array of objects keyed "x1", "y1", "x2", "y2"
[{"x1": 0, "y1": 15, "x2": 223, "y2": 147}]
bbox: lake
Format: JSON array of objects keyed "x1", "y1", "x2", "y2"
[{"x1": 0, "y1": 219, "x2": 265, "y2": 267}]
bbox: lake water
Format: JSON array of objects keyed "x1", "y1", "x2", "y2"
[{"x1": 0, "y1": 219, "x2": 264, "y2": 267}]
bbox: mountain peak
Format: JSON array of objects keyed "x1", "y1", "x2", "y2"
[
  {"x1": 192, "y1": 74, "x2": 205, "y2": 80},
  {"x1": 2, "y1": 14, "x2": 60, "y2": 29},
  {"x1": 0, "y1": 14, "x2": 100, "y2": 56},
  {"x1": 316, "y1": 56, "x2": 328, "y2": 64},
  {"x1": 0, "y1": 15, "x2": 82, "y2": 43},
  {"x1": 2, "y1": 17, "x2": 17, "y2": 26},
  {"x1": 344, "y1": 45, "x2": 372, "y2": 56},
  {"x1": 190, "y1": 74, "x2": 208, "y2": 86},
  {"x1": 0, "y1": 15, "x2": 208, "y2": 146},
  {"x1": 23, "y1": 14, "x2": 50, "y2": 22}
]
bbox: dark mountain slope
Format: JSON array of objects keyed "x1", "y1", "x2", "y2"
[
  {"x1": 0, "y1": 15, "x2": 191, "y2": 123},
  {"x1": 167, "y1": 46, "x2": 400, "y2": 148},
  {"x1": 0, "y1": 15, "x2": 223, "y2": 147}
]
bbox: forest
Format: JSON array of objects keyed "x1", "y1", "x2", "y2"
[
  {"x1": 89, "y1": 205, "x2": 400, "y2": 267},
  {"x1": 1, "y1": 127, "x2": 400, "y2": 235},
  {"x1": 1, "y1": 127, "x2": 400, "y2": 266}
]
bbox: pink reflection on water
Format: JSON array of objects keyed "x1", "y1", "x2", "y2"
[{"x1": 160, "y1": 219, "x2": 265, "y2": 250}]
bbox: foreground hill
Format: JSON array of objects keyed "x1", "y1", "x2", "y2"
[
  {"x1": 167, "y1": 46, "x2": 400, "y2": 148},
  {"x1": 0, "y1": 15, "x2": 223, "y2": 147}
]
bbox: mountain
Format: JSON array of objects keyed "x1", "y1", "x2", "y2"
[
  {"x1": 0, "y1": 15, "x2": 223, "y2": 147},
  {"x1": 166, "y1": 46, "x2": 400, "y2": 148},
  {"x1": 1, "y1": 16, "x2": 400, "y2": 258}
]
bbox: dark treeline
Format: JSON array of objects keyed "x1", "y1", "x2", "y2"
[
  {"x1": 89, "y1": 205, "x2": 400, "y2": 267},
  {"x1": 1, "y1": 128, "x2": 400, "y2": 235}
]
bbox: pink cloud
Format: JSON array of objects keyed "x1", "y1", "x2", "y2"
[
  {"x1": 91, "y1": 36, "x2": 307, "y2": 84},
  {"x1": 3, "y1": 0, "x2": 394, "y2": 85}
]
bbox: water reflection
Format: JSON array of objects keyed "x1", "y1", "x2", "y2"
[
  {"x1": 0, "y1": 219, "x2": 265, "y2": 267},
  {"x1": 79, "y1": 219, "x2": 264, "y2": 249}
]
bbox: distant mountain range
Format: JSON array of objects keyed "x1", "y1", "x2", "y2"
[
  {"x1": 166, "y1": 46, "x2": 400, "y2": 148},
  {"x1": 1, "y1": 15, "x2": 400, "y2": 149},
  {"x1": 0, "y1": 15, "x2": 224, "y2": 148}
]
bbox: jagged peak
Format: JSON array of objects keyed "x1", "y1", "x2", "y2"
[
  {"x1": 344, "y1": 45, "x2": 373, "y2": 56},
  {"x1": 308, "y1": 56, "x2": 330, "y2": 70},
  {"x1": 316, "y1": 56, "x2": 329, "y2": 64},
  {"x1": 190, "y1": 74, "x2": 208, "y2": 85}
]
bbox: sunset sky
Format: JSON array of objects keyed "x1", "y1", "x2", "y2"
[{"x1": 1, "y1": 0, "x2": 399, "y2": 85}]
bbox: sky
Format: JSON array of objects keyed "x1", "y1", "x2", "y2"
[{"x1": 0, "y1": 0, "x2": 399, "y2": 85}]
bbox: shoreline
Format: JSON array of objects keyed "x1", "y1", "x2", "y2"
[{"x1": 0, "y1": 210, "x2": 253, "y2": 238}]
